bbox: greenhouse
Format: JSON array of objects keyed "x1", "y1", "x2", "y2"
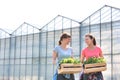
[{"x1": 0, "y1": 5, "x2": 120, "y2": 80}]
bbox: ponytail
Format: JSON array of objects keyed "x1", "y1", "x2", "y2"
[
  {"x1": 59, "y1": 40, "x2": 62, "y2": 45},
  {"x1": 93, "y1": 37, "x2": 96, "y2": 46}
]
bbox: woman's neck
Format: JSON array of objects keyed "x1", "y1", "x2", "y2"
[
  {"x1": 60, "y1": 44, "x2": 68, "y2": 49},
  {"x1": 88, "y1": 44, "x2": 95, "y2": 49}
]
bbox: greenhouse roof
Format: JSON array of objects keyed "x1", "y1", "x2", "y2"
[{"x1": 0, "y1": 5, "x2": 120, "y2": 38}]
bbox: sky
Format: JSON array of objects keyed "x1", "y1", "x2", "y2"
[{"x1": 0, "y1": 0, "x2": 120, "y2": 33}]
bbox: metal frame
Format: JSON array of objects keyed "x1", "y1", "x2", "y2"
[
  {"x1": 19, "y1": 27, "x2": 22, "y2": 80},
  {"x1": 53, "y1": 18, "x2": 56, "y2": 76},
  {"x1": 110, "y1": 7, "x2": 113, "y2": 80},
  {"x1": 38, "y1": 29, "x2": 41, "y2": 80},
  {"x1": 45, "y1": 25, "x2": 48, "y2": 80}
]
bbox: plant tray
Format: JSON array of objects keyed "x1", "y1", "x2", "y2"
[
  {"x1": 84, "y1": 63, "x2": 107, "y2": 74},
  {"x1": 58, "y1": 64, "x2": 82, "y2": 74}
]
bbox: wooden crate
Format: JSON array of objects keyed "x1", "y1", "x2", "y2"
[
  {"x1": 58, "y1": 64, "x2": 82, "y2": 74},
  {"x1": 84, "y1": 63, "x2": 107, "y2": 74}
]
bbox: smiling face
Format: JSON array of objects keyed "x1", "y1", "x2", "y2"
[{"x1": 85, "y1": 36, "x2": 93, "y2": 46}]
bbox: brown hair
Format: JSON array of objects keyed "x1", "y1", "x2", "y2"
[
  {"x1": 59, "y1": 32, "x2": 71, "y2": 45},
  {"x1": 85, "y1": 34, "x2": 96, "y2": 46}
]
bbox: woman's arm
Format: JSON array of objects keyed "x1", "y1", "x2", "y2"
[
  {"x1": 99, "y1": 51, "x2": 104, "y2": 57},
  {"x1": 52, "y1": 51, "x2": 57, "y2": 64},
  {"x1": 80, "y1": 54, "x2": 85, "y2": 63},
  {"x1": 80, "y1": 49, "x2": 85, "y2": 63},
  {"x1": 99, "y1": 48, "x2": 104, "y2": 58}
]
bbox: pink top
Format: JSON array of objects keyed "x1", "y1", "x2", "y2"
[{"x1": 82, "y1": 46, "x2": 102, "y2": 60}]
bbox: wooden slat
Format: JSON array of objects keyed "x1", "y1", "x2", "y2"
[
  {"x1": 84, "y1": 66, "x2": 107, "y2": 74},
  {"x1": 85, "y1": 63, "x2": 106, "y2": 69},
  {"x1": 58, "y1": 63, "x2": 82, "y2": 74},
  {"x1": 58, "y1": 68, "x2": 82, "y2": 74},
  {"x1": 61, "y1": 64, "x2": 82, "y2": 68}
]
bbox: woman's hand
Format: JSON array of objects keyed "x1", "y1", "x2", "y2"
[{"x1": 80, "y1": 54, "x2": 84, "y2": 63}]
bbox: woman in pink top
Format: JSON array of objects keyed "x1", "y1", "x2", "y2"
[{"x1": 80, "y1": 34, "x2": 104, "y2": 80}]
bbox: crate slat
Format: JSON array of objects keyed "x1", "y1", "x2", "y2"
[
  {"x1": 61, "y1": 64, "x2": 82, "y2": 67},
  {"x1": 58, "y1": 68, "x2": 82, "y2": 74},
  {"x1": 85, "y1": 63, "x2": 106, "y2": 69},
  {"x1": 58, "y1": 64, "x2": 82, "y2": 74},
  {"x1": 84, "y1": 66, "x2": 107, "y2": 74}
]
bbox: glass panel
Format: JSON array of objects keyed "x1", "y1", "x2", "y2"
[
  {"x1": 15, "y1": 36, "x2": 21, "y2": 58},
  {"x1": 5, "y1": 38, "x2": 10, "y2": 59},
  {"x1": 4, "y1": 59, "x2": 9, "y2": 64},
  {"x1": 0, "y1": 39, "x2": 5, "y2": 59},
  {"x1": 112, "y1": 8, "x2": 120, "y2": 21},
  {"x1": 113, "y1": 23, "x2": 120, "y2": 54},
  {"x1": 32, "y1": 64, "x2": 38, "y2": 80},
  {"x1": 63, "y1": 18, "x2": 71, "y2": 29},
  {"x1": 46, "y1": 64, "x2": 53, "y2": 80},
  {"x1": 0, "y1": 66, "x2": 3, "y2": 80},
  {"x1": 40, "y1": 32, "x2": 46, "y2": 57},
  {"x1": 55, "y1": 30, "x2": 62, "y2": 46},
  {"x1": 90, "y1": 11, "x2": 100, "y2": 25},
  {"x1": 113, "y1": 55, "x2": 120, "y2": 79},
  {"x1": 4, "y1": 65, "x2": 9, "y2": 80},
  {"x1": 21, "y1": 59, "x2": 26, "y2": 64},
  {"x1": 21, "y1": 36, "x2": 27, "y2": 58},
  {"x1": 39, "y1": 64, "x2": 45, "y2": 80},
  {"x1": 63, "y1": 29, "x2": 70, "y2": 34},
  {"x1": 47, "y1": 20, "x2": 54, "y2": 31},
  {"x1": 0, "y1": 60, "x2": 3, "y2": 65},
  {"x1": 101, "y1": 6, "x2": 111, "y2": 23},
  {"x1": 10, "y1": 59, "x2": 14, "y2": 64},
  {"x1": 55, "y1": 16, "x2": 62, "y2": 30},
  {"x1": 90, "y1": 24, "x2": 100, "y2": 46},
  {"x1": 27, "y1": 35, "x2": 33, "y2": 58},
  {"x1": 27, "y1": 58, "x2": 32, "y2": 64},
  {"x1": 9, "y1": 64, "x2": 14, "y2": 80},
  {"x1": 14, "y1": 64, "x2": 20, "y2": 80},
  {"x1": 101, "y1": 24, "x2": 111, "y2": 54},
  {"x1": 26, "y1": 64, "x2": 32, "y2": 80},
  {"x1": 72, "y1": 27, "x2": 80, "y2": 56},
  {"x1": 15, "y1": 59, "x2": 20, "y2": 64},
  {"x1": 80, "y1": 26, "x2": 89, "y2": 51},
  {"x1": 33, "y1": 58, "x2": 39, "y2": 64},
  {"x1": 10, "y1": 37, "x2": 15, "y2": 59},
  {"x1": 103, "y1": 55, "x2": 111, "y2": 80},
  {"x1": 20, "y1": 64, "x2": 25, "y2": 80},
  {"x1": 33, "y1": 34, "x2": 39, "y2": 57},
  {"x1": 72, "y1": 21, "x2": 80, "y2": 28},
  {"x1": 47, "y1": 31, "x2": 54, "y2": 57}
]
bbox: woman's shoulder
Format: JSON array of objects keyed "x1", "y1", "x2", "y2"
[
  {"x1": 96, "y1": 46, "x2": 101, "y2": 50},
  {"x1": 82, "y1": 47, "x2": 88, "y2": 51},
  {"x1": 54, "y1": 45, "x2": 60, "y2": 49}
]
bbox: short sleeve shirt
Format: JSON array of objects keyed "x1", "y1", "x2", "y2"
[
  {"x1": 82, "y1": 46, "x2": 102, "y2": 60},
  {"x1": 54, "y1": 46, "x2": 73, "y2": 63}
]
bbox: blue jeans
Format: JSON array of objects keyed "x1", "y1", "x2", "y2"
[{"x1": 52, "y1": 71, "x2": 57, "y2": 80}]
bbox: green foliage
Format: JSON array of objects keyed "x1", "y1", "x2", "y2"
[
  {"x1": 84, "y1": 57, "x2": 106, "y2": 64},
  {"x1": 60, "y1": 58, "x2": 81, "y2": 64}
]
